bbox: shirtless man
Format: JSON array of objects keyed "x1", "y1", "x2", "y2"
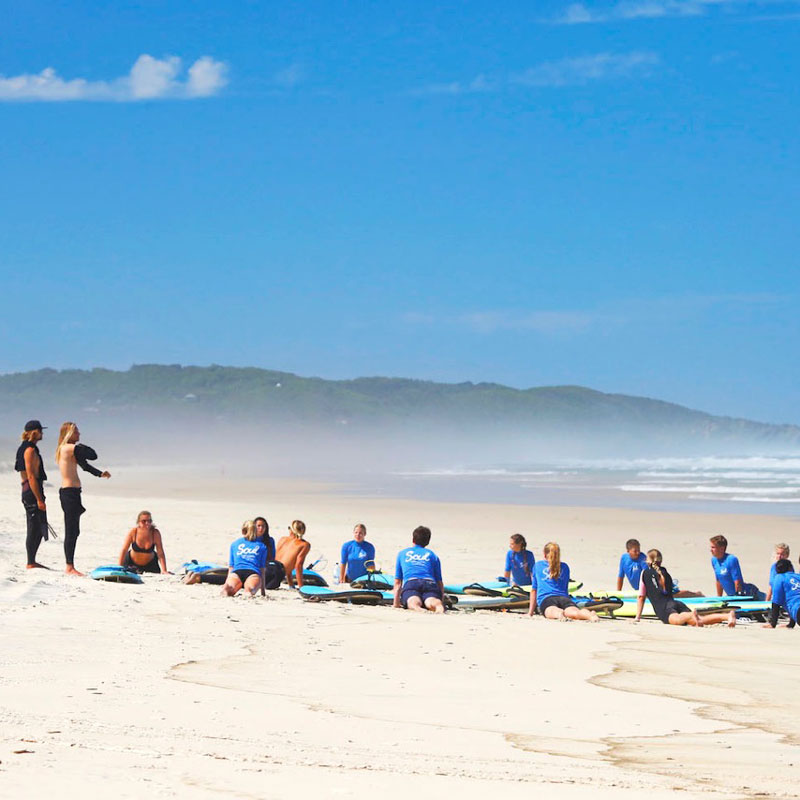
[
  {"x1": 15, "y1": 420, "x2": 49, "y2": 569},
  {"x1": 55, "y1": 422, "x2": 111, "y2": 575},
  {"x1": 276, "y1": 520, "x2": 311, "y2": 588}
]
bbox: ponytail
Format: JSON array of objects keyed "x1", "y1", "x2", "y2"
[
  {"x1": 647, "y1": 548, "x2": 665, "y2": 591},
  {"x1": 544, "y1": 541, "x2": 561, "y2": 580}
]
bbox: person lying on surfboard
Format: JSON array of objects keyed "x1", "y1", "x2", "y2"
[
  {"x1": 393, "y1": 526, "x2": 445, "y2": 613},
  {"x1": 527, "y1": 542, "x2": 598, "y2": 622},
  {"x1": 221, "y1": 520, "x2": 267, "y2": 597}
]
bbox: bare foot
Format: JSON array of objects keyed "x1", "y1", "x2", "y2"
[
  {"x1": 65, "y1": 566, "x2": 84, "y2": 577},
  {"x1": 26, "y1": 562, "x2": 50, "y2": 570},
  {"x1": 727, "y1": 610, "x2": 737, "y2": 628}
]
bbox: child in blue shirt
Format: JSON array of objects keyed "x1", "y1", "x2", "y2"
[
  {"x1": 222, "y1": 520, "x2": 267, "y2": 597},
  {"x1": 393, "y1": 526, "x2": 444, "y2": 613},
  {"x1": 503, "y1": 533, "x2": 535, "y2": 586},
  {"x1": 616, "y1": 538, "x2": 648, "y2": 591},
  {"x1": 527, "y1": 542, "x2": 598, "y2": 622},
  {"x1": 338, "y1": 523, "x2": 376, "y2": 583},
  {"x1": 709, "y1": 535, "x2": 744, "y2": 596}
]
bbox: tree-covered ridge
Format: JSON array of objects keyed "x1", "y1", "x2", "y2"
[{"x1": 0, "y1": 364, "x2": 797, "y2": 442}]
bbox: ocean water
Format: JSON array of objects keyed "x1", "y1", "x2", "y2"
[{"x1": 387, "y1": 455, "x2": 800, "y2": 516}]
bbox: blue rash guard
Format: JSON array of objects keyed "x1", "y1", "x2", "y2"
[
  {"x1": 229, "y1": 538, "x2": 268, "y2": 573},
  {"x1": 711, "y1": 553, "x2": 743, "y2": 595},
  {"x1": 340, "y1": 539, "x2": 376, "y2": 581},
  {"x1": 771, "y1": 572, "x2": 800, "y2": 622},
  {"x1": 395, "y1": 545, "x2": 442, "y2": 585},
  {"x1": 769, "y1": 562, "x2": 777, "y2": 586},
  {"x1": 531, "y1": 560, "x2": 572, "y2": 608},
  {"x1": 618, "y1": 552, "x2": 648, "y2": 589},
  {"x1": 504, "y1": 549, "x2": 535, "y2": 585}
]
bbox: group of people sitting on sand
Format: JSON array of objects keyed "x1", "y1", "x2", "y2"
[{"x1": 14, "y1": 420, "x2": 800, "y2": 630}]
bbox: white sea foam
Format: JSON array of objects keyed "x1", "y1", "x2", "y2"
[{"x1": 619, "y1": 484, "x2": 800, "y2": 496}]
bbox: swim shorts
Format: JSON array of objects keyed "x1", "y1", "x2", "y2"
[
  {"x1": 539, "y1": 595, "x2": 577, "y2": 614},
  {"x1": 401, "y1": 578, "x2": 442, "y2": 607}
]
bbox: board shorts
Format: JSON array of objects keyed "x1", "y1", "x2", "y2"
[
  {"x1": 233, "y1": 568, "x2": 259, "y2": 584},
  {"x1": 539, "y1": 595, "x2": 577, "y2": 614},
  {"x1": 401, "y1": 578, "x2": 442, "y2": 607}
]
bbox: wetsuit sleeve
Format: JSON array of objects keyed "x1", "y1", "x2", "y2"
[
  {"x1": 433, "y1": 555, "x2": 443, "y2": 584},
  {"x1": 504, "y1": 551, "x2": 512, "y2": 571},
  {"x1": 395, "y1": 551, "x2": 404, "y2": 582},
  {"x1": 268, "y1": 536, "x2": 276, "y2": 562},
  {"x1": 74, "y1": 443, "x2": 103, "y2": 477},
  {"x1": 618, "y1": 555, "x2": 626, "y2": 580},
  {"x1": 229, "y1": 541, "x2": 235, "y2": 569},
  {"x1": 340, "y1": 541, "x2": 349, "y2": 563},
  {"x1": 768, "y1": 603, "x2": 782, "y2": 628},
  {"x1": 730, "y1": 556, "x2": 743, "y2": 585}
]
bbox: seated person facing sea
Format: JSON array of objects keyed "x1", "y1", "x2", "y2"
[
  {"x1": 765, "y1": 558, "x2": 799, "y2": 629},
  {"x1": 503, "y1": 533, "x2": 535, "y2": 586},
  {"x1": 119, "y1": 510, "x2": 169, "y2": 573},
  {"x1": 616, "y1": 538, "x2": 647, "y2": 591},
  {"x1": 635, "y1": 549, "x2": 735, "y2": 628},
  {"x1": 339, "y1": 523, "x2": 375, "y2": 583},
  {"x1": 222, "y1": 520, "x2": 267, "y2": 597},
  {"x1": 393, "y1": 525, "x2": 445, "y2": 613},
  {"x1": 276, "y1": 520, "x2": 311, "y2": 589}
]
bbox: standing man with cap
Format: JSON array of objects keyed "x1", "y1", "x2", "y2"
[{"x1": 15, "y1": 420, "x2": 49, "y2": 569}]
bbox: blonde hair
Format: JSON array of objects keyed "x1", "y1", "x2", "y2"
[
  {"x1": 242, "y1": 520, "x2": 257, "y2": 541},
  {"x1": 543, "y1": 542, "x2": 561, "y2": 580},
  {"x1": 20, "y1": 429, "x2": 40, "y2": 442},
  {"x1": 137, "y1": 510, "x2": 153, "y2": 524},
  {"x1": 289, "y1": 520, "x2": 306, "y2": 539},
  {"x1": 55, "y1": 421, "x2": 77, "y2": 463},
  {"x1": 776, "y1": 542, "x2": 790, "y2": 557}
]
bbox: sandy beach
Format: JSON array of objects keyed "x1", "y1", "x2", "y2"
[{"x1": 2, "y1": 468, "x2": 799, "y2": 799}]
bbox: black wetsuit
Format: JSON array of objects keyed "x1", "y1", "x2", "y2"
[
  {"x1": 640, "y1": 566, "x2": 690, "y2": 624},
  {"x1": 15, "y1": 441, "x2": 48, "y2": 565},
  {"x1": 59, "y1": 444, "x2": 104, "y2": 566}
]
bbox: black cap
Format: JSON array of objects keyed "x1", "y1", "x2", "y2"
[{"x1": 24, "y1": 419, "x2": 46, "y2": 432}]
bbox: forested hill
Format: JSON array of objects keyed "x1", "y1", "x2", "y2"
[{"x1": 0, "y1": 364, "x2": 797, "y2": 446}]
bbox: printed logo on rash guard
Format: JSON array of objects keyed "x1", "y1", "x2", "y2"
[
  {"x1": 405, "y1": 551, "x2": 431, "y2": 562},
  {"x1": 789, "y1": 577, "x2": 800, "y2": 592},
  {"x1": 237, "y1": 544, "x2": 260, "y2": 557},
  {"x1": 357, "y1": 549, "x2": 367, "y2": 559}
]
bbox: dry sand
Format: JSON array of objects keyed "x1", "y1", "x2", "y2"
[{"x1": 1, "y1": 466, "x2": 799, "y2": 799}]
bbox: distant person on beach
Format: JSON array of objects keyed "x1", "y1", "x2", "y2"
[
  {"x1": 222, "y1": 520, "x2": 267, "y2": 597},
  {"x1": 766, "y1": 543, "x2": 791, "y2": 602},
  {"x1": 15, "y1": 420, "x2": 50, "y2": 569},
  {"x1": 338, "y1": 523, "x2": 375, "y2": 583},
  {"x1": 276, "y1": 520, "x2": 311, "y2": 589},
  {"x1": 55, "y1": 421, "x2": 110, "y2": 576},
  {"x1": 709, "y1": 535, "x2": 745, "y2": 596},
  {"x1": 616, "y1": 538, "x2": 647, "y2": 591},
  {"x1": 635, "y1": 549, "x2": 735, "y2": 627},
  {"x1": 503, "y1": 533, "x2": 534, "y2": 586},
  {"x1": 118, "y1": 510, "x2": 169, "y2": 573},
  {"x1": 393, "y1": 526, "x2": 445, "y2": 613},
  {"x1": 765, "y1": 558, "x2": 799, "y2": 629},
  {"x1": 527, "y1": 542, "x2": 598, "y2": 622}
]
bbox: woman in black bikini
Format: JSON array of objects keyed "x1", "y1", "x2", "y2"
[{"x1": 118, "y1": 510, "x2": 169, "y2": 573}]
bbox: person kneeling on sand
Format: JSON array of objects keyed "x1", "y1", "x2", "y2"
[
  {"x1": 275, "y1": 520, "x2": 311, "y2": 589},
  {"x1": 527, "y1": 542, "x2": 598, "y2": 622},
  {"x1": 222, "y1": 520, "x2": 267, "y2": 597},
  {"x1": 119, "y1": 510, "x2": 169, "y2": 574},
  {"x1": 635, "y1": 549, "x2": 735, "y2": 627},
  {"x1": 393, "y1": 526, "x2": 445, "y2": 613},
  {"x1": 765, "y1": 558, "x2": 799, "y2": 629}
]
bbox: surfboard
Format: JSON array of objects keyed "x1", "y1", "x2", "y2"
[
  {"x1": 443, "y1": 580, "x2": 510, "y2": 594},
  {"x1": 350, "y1": 573, "x2": 395, "y2": 590},
  {"x1": 90, "y1": 565, "x2": 143, "y2": 584},
  {"x1": 298, "y1": 585, "x2": 386, "y2": 604},
  {"x1": 301, "y1": 569, "x2": 328, "y2": 587},
  {"x1": 448, "y1": 594, "x2": 530, "y2": 610}
]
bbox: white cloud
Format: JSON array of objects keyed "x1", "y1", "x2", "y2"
[
  {"x1": 552, "y1": 0, "x2": 800, "y2": 25},
  {"x1": 273, "y1": 63, "x2": 305, "y2": 88},
  {"x1": 512, "y1": 51, "x2": 659, "y2": 87},
  {"x1": 412, "y1": 73, "x2": 494, "y2": 96},
  {"x1": 461, "y1": 310, "x2": 597, "y2": 334},
  {"x1": 0, "y1": 54, "x2": 228, "y2": 102}
]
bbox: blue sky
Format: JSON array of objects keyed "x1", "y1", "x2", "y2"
[{"x1": 1, "y1": 1, "x2": 798, "y2": 424}]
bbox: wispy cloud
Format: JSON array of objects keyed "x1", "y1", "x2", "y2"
[
  {"x1": 273, "y1": 63, "x2": 305, "y2": 88},
  {"x1": 460, "y1": 310, "x2": 599, "y2": 334},
  {"x1": 412, "y1": 51, "x2": 657, "y2": 96},
  {"x1": 411, "y1": 74, "x2": 494, "y2": 96},
  {"x1": 553, "y1": 0, "x2": 800, "y2": 25},
  {"x1": 0, "y1": 54, "x2": 228, "y2": 102},
  {"x1": 512, "y1": 51, "x2": 659, "y2": 87}
]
